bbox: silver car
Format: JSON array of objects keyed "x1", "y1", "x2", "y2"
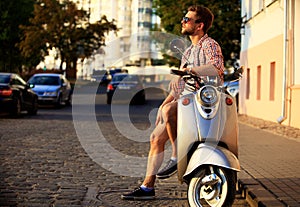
[{"x1": 28, "y1": 73, "x2": 72, "y2": 107}]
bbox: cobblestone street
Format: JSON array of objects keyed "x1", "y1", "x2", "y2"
[{"x1": 0, "y1": 89, "x2": 249, "y2": 206}]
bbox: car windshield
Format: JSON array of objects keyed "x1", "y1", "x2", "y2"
[
  {"x1": 0, "y1": 74, "x2": 11, "y2": 84},
  {"x1": 29, "y1": 76, "x2": 60, "y2": 86},
  {"x1": 113, "y1": 74, "x2": 138, "y2": 82}
]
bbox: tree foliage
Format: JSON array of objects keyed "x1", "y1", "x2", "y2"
[
  {"x1": 0, "y1": 0, "x2": 35, "y2": 72},
  {"x1": 153, "y1": 0, "x2": 241, "y2": 67},
  {"x1": 19, "y1": 0, "x2": 118, "y2": 79}
]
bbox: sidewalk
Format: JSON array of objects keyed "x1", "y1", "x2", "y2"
[{"x1": 237, "y1": 117, "x2": 300, "y2": 207}]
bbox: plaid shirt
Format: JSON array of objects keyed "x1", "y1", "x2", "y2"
[{"x1": 171, "y1": 34, "x2": 225, "y2": 98}]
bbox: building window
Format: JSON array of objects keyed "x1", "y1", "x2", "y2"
[
  {"x1": 270, "y1": 62, "x2": 276, "y2": 101},
  {"x1": 257, "y1": 65, "x2": 261, "y2": 100},
  {"x1": 138, "y1": 8, "x2": 152, "y2": 14},
  {"x1": 138, "y1": 21, "x2": 152, "y2": 28},
  {"x1": 246, "y1": 68, "x2": 250, "y2": 99}
]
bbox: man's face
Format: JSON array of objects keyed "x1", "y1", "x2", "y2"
[{"x1": 181, "y1": 11, "x2": 201, "y2": 36}]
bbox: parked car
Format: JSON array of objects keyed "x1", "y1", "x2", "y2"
[
  {"x1": 91, "y1": 68, "x2": 128, "y2": 85},
  {"x1": 106, "y1": 73, "x2": 145, "y2": 105},
  {"x1": 0, "y1": 73, "x2": 38, "y2": 116},
  {"x1": 107, "y1": 68, "x2": 128, "y2": 81},
  {"x1": 91, "y1": 70, "x2": 109, "y2": 85},
  {"x1": 28, "y1": 73, "x2": 72, "y2": 107}
]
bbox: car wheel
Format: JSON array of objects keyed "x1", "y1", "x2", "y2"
[
  {"x1": 65, "y1": 93, "x2": 72, "y2": 106},
  {"x1": 28, "y1": 97, "x2": 38, "y2": 115},
  {"x1": 55, "y1": 95, "x2": 63, "y2": 108},
  {"x1": 11, "y1": 97, "x2": 22, "y2": 117},
  {"x1": 107, "y1": 95, "x2": 112, "y2": 104}
]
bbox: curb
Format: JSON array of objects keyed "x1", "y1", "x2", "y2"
[{"x1": 237, "y1": 170, "x2": 286, "y2": 207}]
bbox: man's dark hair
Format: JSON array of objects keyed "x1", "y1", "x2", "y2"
[{"x1": 188, "y1": 5, "x2": 214, "y2": 34}]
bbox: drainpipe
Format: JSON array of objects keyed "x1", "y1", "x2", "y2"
[{"x1": 277, "y1": 0, "x2": 289, "y2": 124}]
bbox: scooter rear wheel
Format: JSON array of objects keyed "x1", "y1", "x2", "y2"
[{"x1": 187, "y1": 166, "x2": 236, "y2": 207}]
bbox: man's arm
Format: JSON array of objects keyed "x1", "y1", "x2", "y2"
[
  {"x1": 182, "y1": 40, "x2": 224, "y2": 79},
  {"x1": 188, "y1": 64, "x2": 220, "y2": 77},
  {"x1": 201, "y1": 38, "x2": 225, "y2": 78}
]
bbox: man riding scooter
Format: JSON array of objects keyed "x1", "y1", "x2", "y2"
[{"x1": 121, "y1": 5, "x2": 225, "y2": 200}]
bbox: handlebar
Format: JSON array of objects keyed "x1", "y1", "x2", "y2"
[
  {"x1": 171, "y1": 69, "x2": 203, "y2": 90},
  {"x1": 171, "y1": 66, "x2": 244, "y2": 92},
  {"x1": 170, "y1": 69, "x2": 189, "y2": 76}
]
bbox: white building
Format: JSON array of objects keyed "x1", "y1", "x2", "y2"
[{"x1": 74, "y1": 0, "x2": 158, "y2": 78}]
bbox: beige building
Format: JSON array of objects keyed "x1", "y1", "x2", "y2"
[{"x1": 240, "y1": 0, "x2": 300, "y2": 128}]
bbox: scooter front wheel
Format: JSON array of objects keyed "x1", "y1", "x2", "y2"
[{"x1": 187, "y1": 166, "x2": 236, "y2": 207}]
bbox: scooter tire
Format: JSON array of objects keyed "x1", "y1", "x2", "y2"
[{"x1": 187, "y1": 166, "x2": 236, "y2": 207}]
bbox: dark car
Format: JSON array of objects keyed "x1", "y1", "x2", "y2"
[
  {"x1": 28, "y1": 73, "x2": 72, "y2": 107},
  {"x1": 91, "y1": 68, "x2": 128, "y2": 85},
  {"x1": 0, "y1": 73, "x2": 38, "y2": 116},
  {"x1": 106, "y1": 73, "x2": 145, "y2": 105},
  {"x1": 91, "y1": 70, "x2": 109, "y2": 85}
]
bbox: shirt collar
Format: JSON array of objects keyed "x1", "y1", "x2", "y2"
[
  {"x1": 197, "y1": 34, "x2": 208, "y2": 47},
  {"x1": 186, "y1": 34, "x2": 208, "y2": 51}
]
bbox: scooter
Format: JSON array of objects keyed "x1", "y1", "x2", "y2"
[{"x1": 170, "y1": 40, "x2": 243, "y2": 207}]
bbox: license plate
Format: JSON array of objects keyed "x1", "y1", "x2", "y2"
[{"x1": 118, "y1": 86, "x2": 130, "y2": 89}]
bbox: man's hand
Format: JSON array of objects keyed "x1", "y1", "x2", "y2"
[
  {"x1": 182, "y1": 67, "x2": 192, "y2": 74},
  {"x1": 169, "y1": 76, "x2": 182, "y2": 92},
  {"x1": 169, "y1": 76, "x2": 185, "y2": 99}
]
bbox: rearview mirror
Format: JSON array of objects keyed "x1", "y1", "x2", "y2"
[{"x1": 170, "y1": 38, "x2": 186, "y2": 53}]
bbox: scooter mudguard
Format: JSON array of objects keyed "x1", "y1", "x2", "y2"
[{"x1": 182, "y1": 143, "x2": 240, "y2": 182}]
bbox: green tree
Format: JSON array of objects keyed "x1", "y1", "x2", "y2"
[
  {"x1": 153, "y1": 0, "x2": 241, "y2": 67},
  {"x1": 19, "y1": 0, "x2": 118, "y2": 80},
  {"x1": 0, "y1": 0, "x2": 35, "y2": 72}
]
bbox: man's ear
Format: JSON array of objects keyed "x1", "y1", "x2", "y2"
[{"x1": 198, "y1": 23, "x2": 204, "y2": 30}]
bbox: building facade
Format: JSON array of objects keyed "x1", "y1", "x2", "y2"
[
  {"x1": 73, "y1": 0, "x2": 157, "y2": 77},
  {"x1": 240, "y1": 0, "x2": 300, "y2": 128}
]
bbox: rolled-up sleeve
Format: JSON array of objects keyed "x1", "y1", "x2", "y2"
[{"x1": 203, "y1": 39, "x2": 225, "y2": 78}]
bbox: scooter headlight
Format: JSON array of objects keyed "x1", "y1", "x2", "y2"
[{"x1": 198, "y1": 85, "x2": 218, "y2": 106}]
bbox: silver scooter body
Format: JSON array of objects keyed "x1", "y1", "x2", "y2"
[
  {"x1": 177, "y1": 83, "x2": 240, "y2": 183},
  {"x1": 169, "y1": 38, "x2": 243, "y2": 206}
]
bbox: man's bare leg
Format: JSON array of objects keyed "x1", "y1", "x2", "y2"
[
  {"x1": 162, "y1": 102, "x2": 178, "y2": 158},
  {"x1": 142, "y1": 121, "x2": 169, "y2": 187},
  {"x1": 156, "y1": 102, "x2": 178, "y2": 179},
  {"x1": 121, "y1": 119, "x2": 169, "y2": 200}
]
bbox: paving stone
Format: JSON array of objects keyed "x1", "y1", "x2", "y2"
[{"x1": 8, "y1": 95, "x2": 299, "y2": 206}]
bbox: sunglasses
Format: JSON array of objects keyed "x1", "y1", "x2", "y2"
[{"x1": 182, "y1": 16, "x2": 201, "y2": 24}]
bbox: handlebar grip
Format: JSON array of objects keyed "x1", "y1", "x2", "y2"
[{"x1": 170, "y1": 69, "x2": 188, "y2": 76}]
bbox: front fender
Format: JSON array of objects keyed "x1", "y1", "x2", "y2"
[{"x1": 183, "y1": 143, "x2": 240, "y2": 181}]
